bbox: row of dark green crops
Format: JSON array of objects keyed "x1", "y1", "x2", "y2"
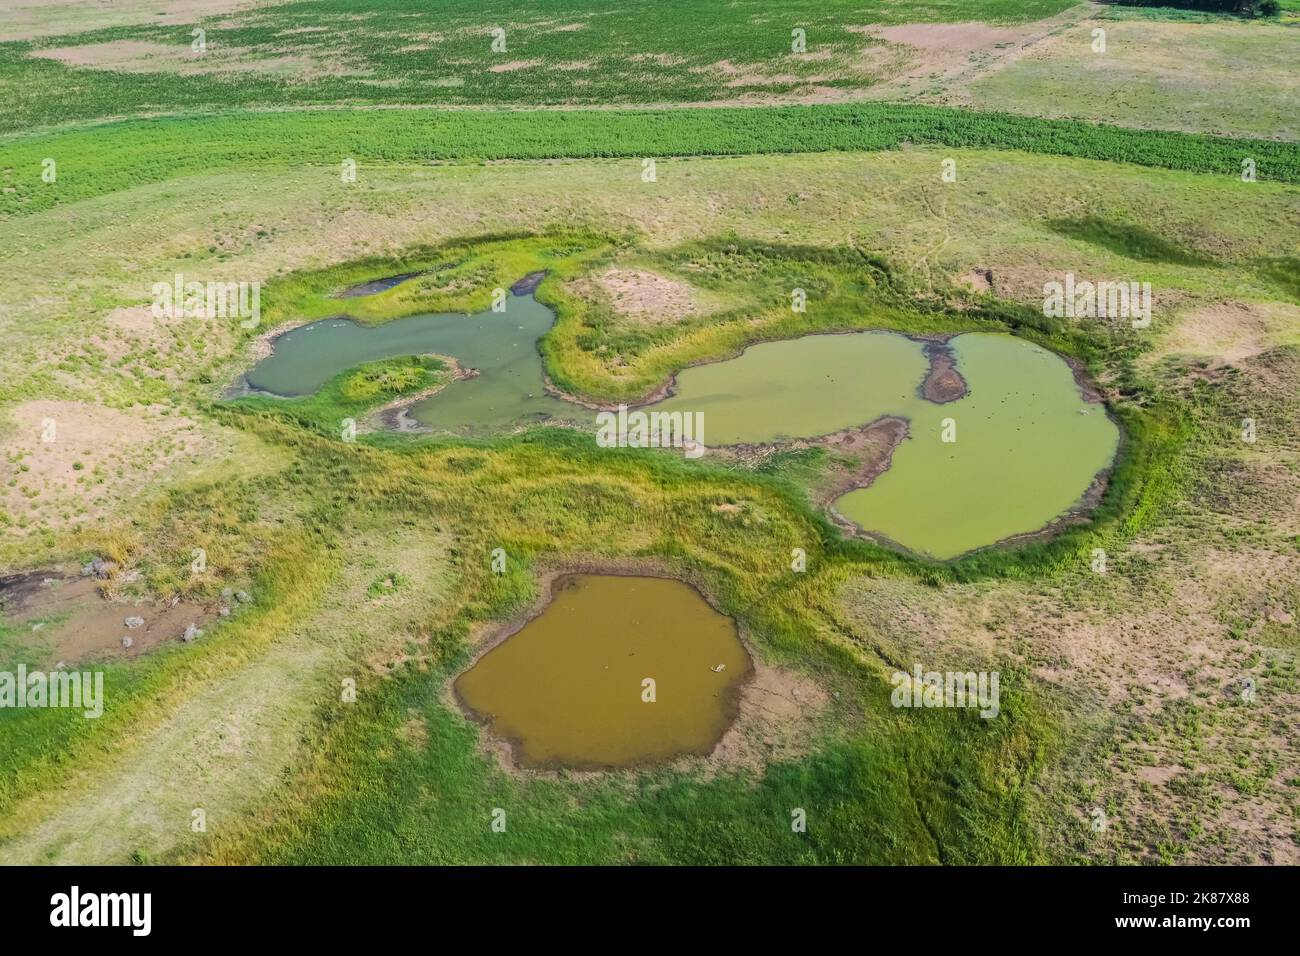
[{"x1": 2, "y1": 102, "x2": 1298, "y2": 219}]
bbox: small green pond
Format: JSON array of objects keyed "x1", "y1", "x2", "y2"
[
  {"x1": 652, "y1": 331, "x2": 1119, "y2": 559},
  {"x1": 243, "y1": 293, "x2": 577, "y2": 433}
]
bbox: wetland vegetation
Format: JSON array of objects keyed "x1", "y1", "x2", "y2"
[{"x1": 0, "y1": 0, "x2": 1296, "y2": 870}]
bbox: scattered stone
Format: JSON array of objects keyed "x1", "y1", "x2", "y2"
[
  {"x1": 125, "y1": 615, "x2": 144, "y2": 629},
  {"x1": 81, "y1": 557, "x2": 117, "y2": 579},
  {"x1": 235, "y1": 590, "x2": 252, "y2": 604},
  {"x1": 218, "y1": 606, "x2": 230, "y2": 618},
  {"x1": 221, "y1": 587, "x2": 234, "y2": 599},
  {"x1": 121, "y1": 635, "x2": 133, "y2": 649},
  {"x1": 181, "y1": 623, "x2": 202, "y2": 643}
]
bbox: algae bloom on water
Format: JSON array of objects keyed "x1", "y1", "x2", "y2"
[{"x1": 455, "y1": 574, "x2": 752, "y2": 770}]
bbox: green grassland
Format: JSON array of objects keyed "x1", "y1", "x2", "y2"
[
  {"x1": 968, "y1": 16, "x2": 1300, "y2": 140},
  {"x1": 0, "y1": 3, "x2": 1297, "y2": 867}
]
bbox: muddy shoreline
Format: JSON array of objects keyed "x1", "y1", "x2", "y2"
[
  {"x1": 333, "y1": 271, "x2": 427, "y2": 299},
  {"x1": 0, "y1": 564, "x2": 222, "y2": 666},
  {"x1": 920, "y1": 340, "x2": 968, "y2": 403}
]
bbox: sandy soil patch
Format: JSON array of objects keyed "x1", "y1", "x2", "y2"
[
  {"x1": 709, "y1": 59, "x2": 801, "y2": 87},
  {"x1": 0, "y1": 400, "x2": 219, "y2": 536},
  {"x1": 95, "y1": 304, "x2": 182, "y2": 367},
  {"x1": 630, "y1": 53, "x2": 688, "y2": 67},
  {"x1": 705, "y1": 657, "x2": 831, "y2": 774},
  {"x1": 852, "y1": 9, "x2": 1089, "y2": 101},
  {"x1": 1163, "y1": 300, "x2": 1300, "y2": 367},
  {"x1": 32, "y1": 39, "x2": 361, "y2": 80},
  {"x1": 1, "y1": 0, "x2": 280, "y2": 41},
  {"x1": 590, "y1": 267, "x2": 709, "y2": 325},
  {"x1": 488, "y1": 59, "x2": 543, "y2": 73},
  {"x1": 859, "y1": 22, "x2": 1029, "y2": 52}
]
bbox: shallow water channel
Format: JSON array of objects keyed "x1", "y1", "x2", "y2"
[
  {"x1": 244, "y1": 292, "x2": 1118, "y2": 558},
  {"x1": 455, "y1": 574, "x2": 751, "y2": 769}
]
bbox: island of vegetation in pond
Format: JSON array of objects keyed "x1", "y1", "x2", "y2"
[
  {"x1": 454, "y1": 574, "x2": 752, "y2": 769},
  {"x1": 243, "y1": 291, "x2": 578, "y2": 433}
]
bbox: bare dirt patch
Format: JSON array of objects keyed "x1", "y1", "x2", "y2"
[
  {"x1": 33, "y1": 39, "x2": 362, "y2": 80},
  {"x1": 852, "y1": 9, "x2": 1089, "y2": 101},
  {"x1": 488, "y1": 59, "x2": 543, "y2": 73},
  {"x1": 1162, "y1": 300, "x2": 1300, "y2": 368},
  {"x1": 590, "y1": 267, "x2": 709, "y2": 325},
  {"x1": 630, "y1": 52, "x2": 687, "y2": 67},
  {"x1": 958, "y1": 268, "x2": 995, "y2": 294},
  {"x1": 860, "y1": 22, "x2": 1029, "y2": 52},
  {"x1": 1, "y1": 0, "x2": 280, "y2": 41},
  {"x1": 705, "y1": 656, "x2": 830, "y2": 774},
  {"x1": 0, "y1": 400, "x2": 220, "y2": 536},
  {"x1": 1, "y1": 565, "x2": 218, "y2": 666}
]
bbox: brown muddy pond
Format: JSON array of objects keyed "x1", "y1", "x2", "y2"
[{"x1": 455, "y1": 574, "x2": 752, "y2": 770}]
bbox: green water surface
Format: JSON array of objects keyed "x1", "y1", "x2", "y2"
[
  {"x1": 654, "y1": 331, "x2": 1119, "y2": 559},
  {"x1": 245, "y1": 297, "x2": 1117, "y2": 559},
  {"x1": 244, "y1": 294, "x2": 576, "y2": 433}
]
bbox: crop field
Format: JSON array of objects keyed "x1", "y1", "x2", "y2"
[
  {"x1": 1, "y1": 0, "x2": 1080, "y2": 131},
  {"x1": 0, "y1": 0, "x2": 1297, "y2": 921}
]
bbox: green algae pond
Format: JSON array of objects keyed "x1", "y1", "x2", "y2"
[
  {"x1": 454, "y1": 574, "x2": 752, "y2": 769},
  {"x1": 242, "y1": 292, "x2": 577, "y2": 433},
  {"x1": 651, "y1": 331, "x2": 1119, "y2": 559},
  {"x1": 243, "y1": 289, "x2": 1118, "y2": 559}
]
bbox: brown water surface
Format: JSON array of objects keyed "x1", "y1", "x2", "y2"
[{"x1": 455, "y1": 574, "x2": 751, "y2": 769}]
